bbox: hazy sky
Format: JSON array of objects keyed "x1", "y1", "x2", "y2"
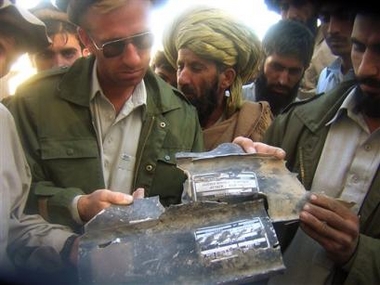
[
  {"x1": 6, "y1": 0, "x2": 280, "y2": 95},
  {"x1": 17, "y1": 0, "x2": 281, "y2": 49},
  {"x1": 150, "y1": 0, "x2": 280, "y2": 49}
]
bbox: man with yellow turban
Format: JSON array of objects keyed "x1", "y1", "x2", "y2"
[{"x1": 163, "y1": 6, "x2": 273, "y2": 151}]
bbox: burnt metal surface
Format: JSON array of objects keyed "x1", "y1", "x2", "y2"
[
  {"x1": 177, "y1": 143, "x2": 309, "y2": 223},
  {"x1": 84, "y1": 196, "x2": 165, "y2": 233},
  {"x1": 79, "y1": 199, "x2": 284, "y2": 285},
  {"x1": 78, "y1": 143, "x2": 307, "y2": 284}
]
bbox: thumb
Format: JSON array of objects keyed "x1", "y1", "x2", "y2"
[
  {"x1": 109, "y1": 191, "x2": 134, "y2": 205},
  {"x1": 133, "y1": 188, "x2": 145, "y2": 199}
]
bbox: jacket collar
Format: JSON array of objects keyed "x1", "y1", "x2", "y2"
[
  {"x1": 290, "y1": 80, "x2": 357, "y2": 133},
  {"x1": 58, "y1": 56, "x2": 94, "y2": 107}
]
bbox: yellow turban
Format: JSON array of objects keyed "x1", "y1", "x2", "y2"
[{"x1": 163, "y1": 5, "x2": 262, "y2": 117}]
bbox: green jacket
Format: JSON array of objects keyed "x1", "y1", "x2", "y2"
[
  {"x1": 264, "y1": 80, "x2": 380, "y2": 285},
  {"x1": 8, "y1": 56, "x2": 204, "y2": 231}
]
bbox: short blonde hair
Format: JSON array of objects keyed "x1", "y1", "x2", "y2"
[{"x1": 67, "y1": 0, "x2": 150, "y2": 28}]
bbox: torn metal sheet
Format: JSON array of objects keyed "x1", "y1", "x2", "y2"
[
  {"x1": 176, "y1": 143, "x2": 309, "y2": 223},
  {"x1": 84, "y1": 196, "x2": 165, "y2": 233},
  {"x1": 78, "y1": 143, "x2": 309, "y2": 284},
  {"x1": 78, "y1": 199, "x2": 285, "y2": 285}
]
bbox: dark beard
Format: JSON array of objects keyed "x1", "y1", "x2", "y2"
[
  {"x1": 254, "y1": 73, "x2": 299, "y2": 116},
  {"x1": 180, "y1": 81, "x2": 220, "y2": 127},
  {"x1": 355, "y1": 84, "x2": 380, "y2": 118}
]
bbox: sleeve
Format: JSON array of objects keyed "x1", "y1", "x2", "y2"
[
  {"x1": 344, "y1": 234, "x2": 380, "y2": 284},
  {"x1": 6, "y1": 93, "x2": 86, "y2": 230},
  {"x1": 0, "y1": 104, "x2": 75, "y2": 272}
]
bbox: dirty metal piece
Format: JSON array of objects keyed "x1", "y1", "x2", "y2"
[
  {"x1": 78, "y1": 143, "x2": 307, "y2": 284},
  {"x1": 84, "y1": 196, "x2": 165, "y2": 233},
  {"x1": 176, "y1": 143, "x2": 309, "y2": 223},
  {"x1": 78, "y1": 199, "x2": 285, "y2": 284}
]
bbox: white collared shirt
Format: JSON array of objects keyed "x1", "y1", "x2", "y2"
[
  {"x1": 311, "y1": 86, "x2": 380, "y2": 214},
  {"x1": 269, "y1": 86, "x2": 380, "y2": 285},
  {"x1": 71, "y1": 61, "x2": 146, "y2": 223},
  {"x1": 90, "y1": 61, "x2": 146, "y2": 193}
]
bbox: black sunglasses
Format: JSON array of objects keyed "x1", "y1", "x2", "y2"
[{"x1": 89, "y1": 31, "x2": 154, "y2": 58}]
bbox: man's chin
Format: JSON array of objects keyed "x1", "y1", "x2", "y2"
[{"x1": 359, "y1": 90, "x2": 380, "y2": 118}]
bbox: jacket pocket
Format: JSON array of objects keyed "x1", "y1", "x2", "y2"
[
  {"x1": 40, "y1": 138, "x2": 98, "y2": 159},
  {"x1": 37, "y1": 138, "x2": 102, "y2": 195}
]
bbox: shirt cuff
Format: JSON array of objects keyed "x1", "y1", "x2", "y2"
[{"x1": 71, "y1": 195, "x2": 85, "y2": 225}]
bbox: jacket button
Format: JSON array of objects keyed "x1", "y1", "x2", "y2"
[
  {"x1": 146, "y1": 164, "x2": 153, "y2": 171},
  {"x1": 364, "y1": 144, "x2": 372, "y2": 151},
  {"x1": 66, "y1": 148, "x2": 74, "y2": 155},
  {"x1": 160, "y1": 122, "x2": 166, "y2": 128}
]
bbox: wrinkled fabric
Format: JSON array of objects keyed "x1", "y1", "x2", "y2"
[
  {"x1": 0, "y1": 103, "x2": 74, "y2": 282},
  {"x1": 163, "y1": 5, "x2": 262, "y2": 117},
  {"x1": 203, "y1": 101, "x2": 272, "y2": 150},
  {"x1": 7, "y1": 56, "x2": 204, "y2": 231},
  {"x1": 264, "y1": 80, "x2": 380, "y2": 284}
]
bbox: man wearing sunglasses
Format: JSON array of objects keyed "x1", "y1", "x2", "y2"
[{"x1": 7, "y1": 0, "x2": 204, "y2": 232}]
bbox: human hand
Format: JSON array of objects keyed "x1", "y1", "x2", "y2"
[
  {"x1": 132, "y1": 188, "x2": 145, "y2": 199},
  {"x1": 299, "y1": 194, "x2": 360, "y2": 265},
  {"x1": 78, "y1": 189, "x2": 134, "y2": 222},
  {"x1": 71, "y1": 189, "x2": 145, "y2": 265},
  {"x1": 233, "y1": 136, "x2": 286, "y2": 159}
]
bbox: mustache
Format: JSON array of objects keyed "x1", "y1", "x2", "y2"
[
  {"x1": 179, "y1": 85, "x2": 196, "y2": 96},
  {"x1": 357, "y1": 77, "x2": 380, "y2": 89},
  {"x1": 268, "y1": 84, "x2": 292, "y2": 93}
]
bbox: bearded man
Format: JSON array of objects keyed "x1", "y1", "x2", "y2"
[
  {"x1": 242, "y1": 19, "x2": 314, "y2": 116},
  {"x1": 163, "y1": 6, "x2": 273, "y2": 150}
]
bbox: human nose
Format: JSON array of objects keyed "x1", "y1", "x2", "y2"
[
  {"x1": 121, "y1": 43, "x2": 143, "y2": 65},
  {"x1": 278, "y1": 70, "x2": 290, "y2": 85},
  {"x1": 177, "y1": 67, "x2": 190, "y2": 86}
]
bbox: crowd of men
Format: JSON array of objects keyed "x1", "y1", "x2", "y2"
[{"x1": 0, "y1": 0, "x2": 379, "y2": 284}]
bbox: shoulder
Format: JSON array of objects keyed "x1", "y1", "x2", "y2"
[
  {"x1": 20, "y1": 67, "x2": 69, "y2": 89},
  {"x1": 275, "y1": 80, "x2": 357, "y2": 131},
  {"x1": 14, "y1": 68, "x2": 69, "y2": 103},
  {"x1": 18, "y1": 57, "x2": 92, "y2": 92},
  {"x1": 15, "y1": 57, "x2": 93, "y2": 104}
]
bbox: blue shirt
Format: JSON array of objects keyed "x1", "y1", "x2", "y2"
[{"x1": 316, "y1": 58, "x2": 355, "y2": 94}]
